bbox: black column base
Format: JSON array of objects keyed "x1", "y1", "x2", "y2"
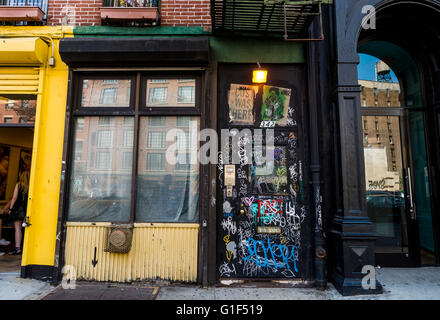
[
  {"x1": 21, "y1": 265, "x2": 59, "y2": 285},
  {"x1": 328, "y1": 216, "x2": 383, "y2": 296},
  {"x1": 331, "y1": 270, "x2": 383, "y2": 296}
]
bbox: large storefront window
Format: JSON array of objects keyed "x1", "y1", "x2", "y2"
[
  {"x1": 136, "y1": 116, "x2": 199, "y2": 222},
  {"x1": 67, "y1": 116, "x2": 134, "y2": 222},
  {"x1": 67, "y1": 74, "x2": 201, "y2": 223}
]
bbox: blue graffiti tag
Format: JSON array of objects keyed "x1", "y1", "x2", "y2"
[{"x1": 243, "y1": 238, "x2": 298, "y2": 273}]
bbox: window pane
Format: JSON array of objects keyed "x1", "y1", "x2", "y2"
[
  {"x1": 122, "y1": 151, "x2": 133, "y2": 170},
  {"x1": 147, "y1": 132, "x2": 165, "y2": 149},
  {"x1": 146, "y1": 78, "x2": 196, "y2": 108},
  {"x1": 97, "y1": 130, "x2": 113, "y2": 148},
  {"x1": 177, "y1": 86, "x2": 195, "y2": 103},
  {"x1": 67, "y1": 116, "x2": 134, "y2": 222},
  {"x1": 124, "y1": 130, "x2": 134, "y2": 147},
  {"x1": 81, "y1": 79, "x2": 131, "y2": 107},
  {"x1": 362, "y1": 115, "x2": 407, "y2": 254},
  {"x1": 147, "y1": 153, "x2": 165, "y2": 171},
  {"x1": 148, "y1": 87, "x2": 167, "y2": 105},
  {"x1": 149, "y1": 116, "x2": 166, "y2": 126},
  {"x1": 136, "y1": 116, "x2": 200, "y2": 222},
  {"x1": 251, "y1": 146, "x2": 288, "y2": 194},
  {"x1": 358, "y1": 56, "x2": 401, "y2": 108},
  {"x1": 150, "y1": 79, "x2": 168, "y2": 83},
  {"x1": 0, "y1": 98, "x2": 36, "y2": 124}
]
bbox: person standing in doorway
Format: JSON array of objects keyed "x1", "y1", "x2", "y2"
[{"x1": 0, "y1": 171, "x2": 29, "y2": 255}]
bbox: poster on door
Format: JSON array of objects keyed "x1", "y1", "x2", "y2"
[
  {"x1": 261, "y1": 85, "x2": 291, "y2": 126},
  {"x1": 228, "y1": 84, "x2": 259, "y2": 125}
]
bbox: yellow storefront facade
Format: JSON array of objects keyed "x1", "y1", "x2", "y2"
[{"x1": 0, "y1": 26, "x2": 73, "y2": 281}]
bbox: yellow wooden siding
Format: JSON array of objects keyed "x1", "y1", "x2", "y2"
[{"x1": 64, "y1": 222, "x2": 199, "y2": 283}]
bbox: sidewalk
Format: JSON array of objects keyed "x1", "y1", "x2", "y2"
[
  {"x1": 0, "y1": 272, "x2": 55, "y2": 300},
  {"x1": 155, "y1": 267, "x2": 440, "y2": 300},
  {"x1": 1, "y1": 267, "x2": 440, "y2": 300}
]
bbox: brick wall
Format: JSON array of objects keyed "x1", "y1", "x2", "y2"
[
  {"x1": 47, "y1": 0, "x2": 102, "y2": 26},
  {"x1": 161, "y1": 0, "x2": 211, "y2": 27},
  {"x1": 46, "y1": 0, "x2": 211, "y2": 27}
]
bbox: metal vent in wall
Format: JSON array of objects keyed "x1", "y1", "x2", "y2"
[{"x1": 104, "y1": 224, "x2": 133, "y2": 253}]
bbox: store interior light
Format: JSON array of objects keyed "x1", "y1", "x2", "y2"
[{"x1": 252, "y1": 62, "x2": 267, "y2": 84}]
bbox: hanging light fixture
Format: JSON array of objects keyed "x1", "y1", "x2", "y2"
[{"x1": 252, "y1": 62, "x2": 268, "y2": 84}]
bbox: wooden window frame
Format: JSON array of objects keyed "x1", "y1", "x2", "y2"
[
  {"x1": 140, "y1": 73, "x2": 202, "y2": 116},
  {"x1": 68, "y1": 70, "x2": 203, "y2": 224}
]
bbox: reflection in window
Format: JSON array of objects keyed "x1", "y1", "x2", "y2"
[
  {"x1": 362, "y1": 115, "x2": 407, "y2": 251},
  {"x1": 176, "y1": 153, "x2": 191, "y2": 171},
  {"x1": 136, "y1": 116, "x2": 199, "y2": 223},
  {"x1": 75, "y1": 141, "x2": 83, "y2": 160},
  {"x1": 103, "y1": 80, "x2": 118, "y2": 84},
  {"x1": 122, "y1": 151, "x2": 133, "y2": 170},
  {"x1": 176, "y1": 131, "x2": 190, "y2": 150},
  {"x1": 96, "y1": 151, "x2": 112, "y2": 169},
  {"x1": 250, "y1": 146, "x2": 288, "y2": 195},
  {"x1": 100, "y1": 88, "x2": 117, "y2": 105},
  {"x1": 124, "y1": 130, "x2": 134, "y2": 147},
  {"x1": 98, "y1": 116, "x2": 114, "y2": 126},
  {"x1": 67, "y1": 116, "x2": 134, "y2": 222},
  {"x1": 147, "y1": 153, "x2": 165, "y2": 171},
  {"x1": 358, "y1": 55, "x2": 401, "y2": 108},
  {"x1": 0, "y1": 98, "x2": 36, "y2": 124},
  {"x1": 81, "y1": 79, "x2": 131, "y2": 107},
  {"x1": 148, "y1": 87, "x2": 167, "y2": 104},
  {"x1": 97, "y1": 130, "x2": 113, "y2": 148},
  {"x1": 77, "y1": 117, "x2": 85, "y2": 130},
  {"x1": 177, "y1": 116, "x2": 191, "y2": 127},
  {"x1": 146, "y1": 78, "x2": 196, "y2": 108},
  {"x1": 6, "y1": 100, "x2": 14, "y2": 110},
  {"x1": 177, "y1": 86, "x2": 195, "y2": 103},
  {"x1": 147, "y1": 132, "x2": 165, "y2": 149},
  {"x1": 149, "y1": 116, "x2": 166, "y2": 126}
]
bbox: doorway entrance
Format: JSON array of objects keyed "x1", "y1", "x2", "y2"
[
  {"x1": 358, "y1": 53, "x2": 436, "y2": 267},
  {"x1": 215, "y1": 64, "x2": 311, "y2": 280},
  {"x1": 0, "y1": 97, "x2": 35, "y2": 272}
]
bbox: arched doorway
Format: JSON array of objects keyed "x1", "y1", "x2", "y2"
[{"x1": 357, "y1": 1, "x2": 440, "y2": 267}]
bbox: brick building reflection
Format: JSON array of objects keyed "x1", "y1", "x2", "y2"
[
  {"x1": 70, "y1": 79, "x2": 199, "y2": 222},
  {"x1": 360, "y1": 77, "x2": 403, "y2": 192},
  {"x1": 0, "y1": 99, "x2": 36, "y2": 124}
]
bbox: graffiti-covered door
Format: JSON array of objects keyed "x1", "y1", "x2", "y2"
[{"x1": 216, "y1": 64, "x2": 310, "y2": 279}]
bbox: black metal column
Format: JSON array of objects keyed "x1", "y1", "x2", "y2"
[{"x1": 327, "y1": 0, "x2": 382, "y2": 296}]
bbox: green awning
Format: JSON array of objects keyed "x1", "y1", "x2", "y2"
[{"x1": 211, "y1": 0, "x2": 332, "y2": 38}]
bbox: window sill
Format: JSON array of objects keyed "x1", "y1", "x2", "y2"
[
  {"x1": 0, "y1": 6, "x2": 45, "y2": 22},
  {"x1": 99, "y1": 7, "x2": 159, "y2": 24}
]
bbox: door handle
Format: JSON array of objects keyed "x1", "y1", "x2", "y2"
[{"x1": 407, "y1": 167, "x2": 416, "y2": 220}]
